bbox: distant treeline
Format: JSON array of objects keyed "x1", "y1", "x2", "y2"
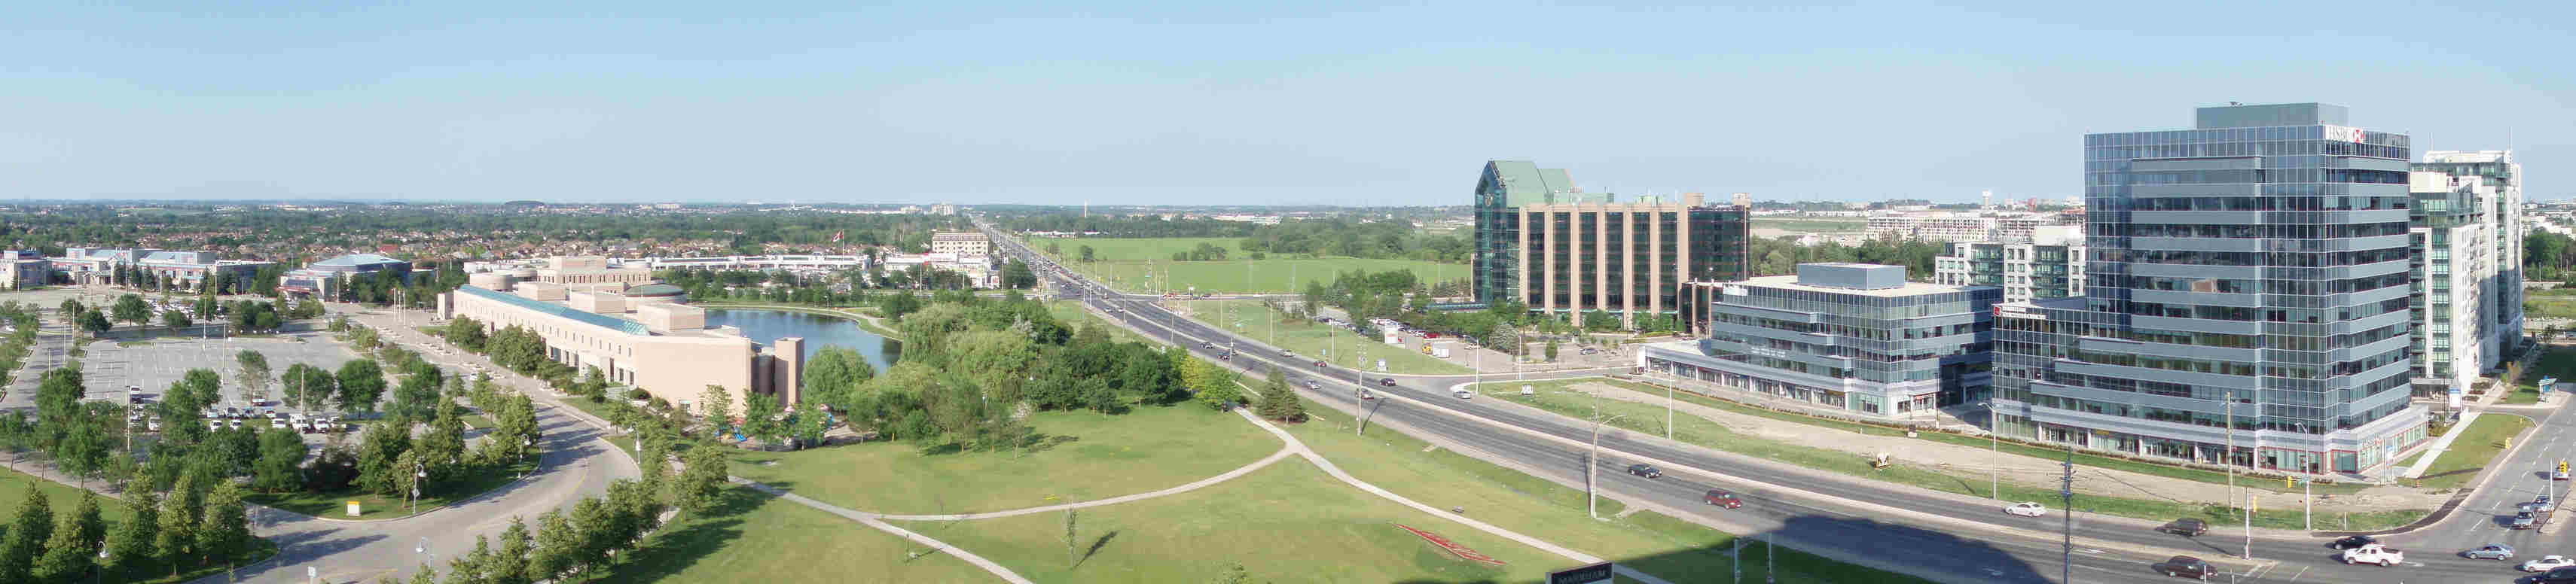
[{"x1": 1005, "y1": 213, "x2": 1467, "y2": 263}]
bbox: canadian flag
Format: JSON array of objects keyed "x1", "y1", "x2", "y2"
[{"x1": 831, "y1": 230, "x2": 845, "y2": 243}]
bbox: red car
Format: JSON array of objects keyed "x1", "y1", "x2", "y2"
[
  {"x1": 1705, "y1": 489, "x2": 1743, "y2": 509},
  {"x1": 1314, "y1": 360, "x2": 1328, "y2": 368}
]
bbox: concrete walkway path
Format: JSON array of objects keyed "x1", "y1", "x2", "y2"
[
  {"x1": 728, "y1": 406, "x2": 1676, "y2": 584},
  {"x1": 874, "y1": 445, "x2": 1298, "y2": 521},
  {"x1": 1222, "y1": 408, "x2": 1680, "y2": 584},
  {"x1": 730, "y1": 478, "x2": 1036, "y2": 584}
]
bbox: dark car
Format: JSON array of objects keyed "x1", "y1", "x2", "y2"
[
  {"x1": 1705, "y1": 489, "x2": 1742, "y2": 509},
  {"x1": 2544, "y1": 566, "x2": 2576, "y2": 584},
  {"x1": 2332, "y1": 534, "x2": 2379, "y2": 549},
  {"x1": 1378, "y1": 378, "x2": 1396, "y2": 387},
  {"x1": 1626, "y1": 464, "x2": 1662, "y2": 479},
  {"x1": 2151, "y1": 555, "x2": 2214, "y2": 580},
  {"x1": 2158, "y1": 518, "x2": 2208, "y2": 537}
]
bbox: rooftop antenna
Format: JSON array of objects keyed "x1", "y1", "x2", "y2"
[{"x1": 2227, "y1": 101, "x2": 2242, "y2": 105}]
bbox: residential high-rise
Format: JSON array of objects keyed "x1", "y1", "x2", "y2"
[
  {"x1": 2412, "y1": 150, "x2": 2526, "y2": 382},
  {"x1": 1471, "y1": 160, "x2": 1750, "y2": 329},
  {"x1": 2402, "y1": 171, "x2": 2502, "y2": 400},
  {"x1": 1934, "y1": 225, "x2": 2087, "y2": 304},
  {"x1": 1993, "y1": 103, "x2": 2425, "y2": 475}
]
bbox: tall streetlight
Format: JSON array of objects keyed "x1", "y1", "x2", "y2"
[
  {"x1": 1587, "y1": 412, "x2": 1627, "y2": 520},
  {"x1": 1988, "y1": 400, "x2": 2001, "y2": 500}
]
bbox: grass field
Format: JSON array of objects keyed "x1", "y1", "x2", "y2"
[
  {"x1": 247, "y1": 458, "x2": 536, "y2": 520},
  {"x1": 2419, "y1": 413, "x2": 2535, "y2": 490},
  {"x1": 908, "y1": 458, "x2": 1569, "y2": 584},
  {"x1": 0, "y1": 467, "x2": 278, "y2": 582},
  {"x1": 1479, "y1": 379, "x2": 2426, "y2": 531},
  {"x1": 575, "y1": 485, "x2": 985, "y2": 583},
  {"x1": 2513, "y1": 349, "x2": 2576, "y2": 405},
  {"x1": 1290, "y1": 412, "x2": 1933, "y2": 583},
  {"x1": 1030, "y1": 236, "x2": 1466, "y2": 294},
  {"x1": 1178, "y1": 299, "x2": 1472, "y2": 375},
  {"x1": 727, "y1": 403, "x2": 1278, "y2": 514},
  {"x1": 1607, "y1": 376, "x2": 2368, "y2": 496}
]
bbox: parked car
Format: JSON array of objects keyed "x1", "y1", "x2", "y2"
[
  {"x1": 2157, "y1": 518, "x2": 2209, "y2": 537},
  {"x1": 2331, "y1": 534, "x2": 2379, "y2": 549},
  {"x1": 2004, "y1": 502, "x2": 2046, "y2": 517},
  {"x1": 2150, "y1": 555, "x2": 2215, "y2": 580},
  {"x1": 145, "y1": 420, "x2": 160, "y2": 432},
  {"x1": 2465, "y1": 544, "x2": 2516, "y2": 560},
  {"x1": 1625, "y1": 464, "x2": 1662, "y2": 479},
  {"x1": 2524, "y1": 555, "x2": 2576, "y2": 573},
  {"x1": 1704, "y1": 489, "x2": 1742, "y2": 509}
]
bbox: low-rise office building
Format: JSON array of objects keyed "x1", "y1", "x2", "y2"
[
  {"x1": 282, "y1": 253, "x2": 414, "y2": 299},
  {"x1": 930, "y1": 231, "x2": 992, "y2": 256},
  {"x1": 438, "y1": 280, "x2": 801, "y2": 415},
  {"x1": 1641, "y1": 263, "x2": 1999, "y2": 420},
  {"x1": 53, "y1": 248, "x2": 274, "y2": 292},
  {"x1": 0, "y1": 251, "x2": 48, "y2": 289}
]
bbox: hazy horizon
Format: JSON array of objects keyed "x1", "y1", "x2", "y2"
[{"x1": 7, "y1": 2, "x2": 2571, "y2": 205}]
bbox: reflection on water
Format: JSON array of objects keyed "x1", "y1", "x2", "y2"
[{"x1": 703, "y1": 309, "x2": 899, "y2": 370}]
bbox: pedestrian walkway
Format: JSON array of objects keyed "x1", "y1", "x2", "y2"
[
  {"x1": 725, "y1": 406, "x2": 1680, "y2": 584},
  {"x1": 1565, "y1": 379, "x2": 2439, "y2": 513},
  {"x1": 2403, "y1": 344, "x2": 2546, "y2": 479}
]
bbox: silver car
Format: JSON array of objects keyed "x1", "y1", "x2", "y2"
[{"x1": 2465, "y1": 544, "x2": 2515, "y2": 560}]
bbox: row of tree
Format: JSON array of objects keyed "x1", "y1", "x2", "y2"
[{"x1": 0, "y1": 363, "x2": 273, "y2": 582}]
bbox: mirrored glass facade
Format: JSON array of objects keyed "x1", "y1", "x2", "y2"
[{"x1": 1994, "y1": 103, "x2": 2428, "y2": 474}]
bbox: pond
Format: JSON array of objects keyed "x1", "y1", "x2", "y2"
[{"x1": 703, "y1": 308, "x2": 898, "y2": 370}]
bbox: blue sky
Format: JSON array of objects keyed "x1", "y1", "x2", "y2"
[{"x1": 5, "y1": 1, "x2": 2571, "y2": 205}]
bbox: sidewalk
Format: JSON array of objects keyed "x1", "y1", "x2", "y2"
[
  {"x1": 2404, "y1": 343, "x2": 2547, "y2": 479},
  {"x1": 1566, "y1": 379, "x2": 2439, "y2": 514}
]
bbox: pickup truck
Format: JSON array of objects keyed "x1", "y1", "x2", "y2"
[{"x1": 2341, "y1": 543, "x2": 2404, "y2": 567}]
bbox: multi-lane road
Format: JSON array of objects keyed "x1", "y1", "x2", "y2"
[{"x1": 982, "y1": 219, "x2": 2576, "y2": 584}]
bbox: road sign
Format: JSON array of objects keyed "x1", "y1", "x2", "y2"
[{"x1": 1548, "y1": 562, "x2": 1615, "y2": 584}]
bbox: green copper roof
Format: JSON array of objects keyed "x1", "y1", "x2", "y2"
[{"x1": 1480, "y1": 160, "x2": 1598, "y2": 207}]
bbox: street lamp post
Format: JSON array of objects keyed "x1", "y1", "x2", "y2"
[{"x1": 1587, "y1": 412, "x2": 1626, "y2": 520}]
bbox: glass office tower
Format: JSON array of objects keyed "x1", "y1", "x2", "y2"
[{"x1": 1993, "y1": 103, "x2": 2427, "y2": 475}]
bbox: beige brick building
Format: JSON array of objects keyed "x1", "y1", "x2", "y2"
[{"x1": 439, "y1": 281, "x2": 800, "y2": 415}]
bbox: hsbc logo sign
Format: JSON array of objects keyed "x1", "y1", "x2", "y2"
[{"x1": 2324, "y1": 126, "x2": 2365, "y2": 143}]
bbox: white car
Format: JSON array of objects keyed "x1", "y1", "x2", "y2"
[
  {"x1": 1452, "y1": 389, "x2": 1475, "y2": 400},
  {"x1": 2004, "y1": 502, "x2": 2046, "y2": 517},
  {"x1": 2523, "y1": 555, "x2": 2575, "y2": 573}
]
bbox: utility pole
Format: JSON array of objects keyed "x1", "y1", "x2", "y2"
[
  {"x1": 2223, "y1": 391, "x2": 2236, "y2": 516},
  {"x1": 1990, "y1": 400, "x2": 2001, "y2": 500},
  {"x1": 2059, "y1": 439, "x2": 2073, "y2": 584},
  {"x1": 2244, "y1": 494, "x2": 2254, "y2": 560},
  {"x1": 1588, "y1": 413, "x2": 1624, "y2": 520}
]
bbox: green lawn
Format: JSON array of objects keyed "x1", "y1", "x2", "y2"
[
  {"x1": 572, "y1": 484, "x2": 984, "y2": 583},
  {"x1": 1030, "y1": 236, "x2": 1467, "y2": 294},
  {"x1": 0, "y1": 467, "x2": 278, "y2": 582},
  {"x1": 246, "y1": 458, "x2": 535, "y2": 520},
  {"x1": 728, "y1": 404, "x2": 1278, "y2": 514},
  {"x1": 906, "y1": 458, "x2": 1568, "y2": 584},
  {"x1": 2419, "y1": 413, "x2": 2535, "y2": 490},
  {"x1": 1583, "y1": 377, "x2": 2367, "y2": 495},
  {"x1": 2512, "y1": 349, "x2": 2576, "y2": 405},
  {"x1": 1479, "y1": 379, "x2": 2426, "y2": 531},
  {"x1": 463, "y1": 413, "x2": 498, "y2": 429},
  {"x1": 1291, "y1": 412, "x2": 1932, "y2": 583},
  {"x1": 1179, "y1": 299, "x2": 1473, "y2": 375}
]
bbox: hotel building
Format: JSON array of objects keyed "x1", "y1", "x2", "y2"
[{"x1": 1470, "y1": 160, "x2": 1752, "y2": 329}]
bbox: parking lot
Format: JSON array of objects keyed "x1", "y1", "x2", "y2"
[{"x1": 81, "y1": 330, "x2": 359, "y2": 415}]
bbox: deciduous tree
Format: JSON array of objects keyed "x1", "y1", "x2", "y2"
[{"x1": 337, "y1": 359, "x2": 389, "y2": 412}]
